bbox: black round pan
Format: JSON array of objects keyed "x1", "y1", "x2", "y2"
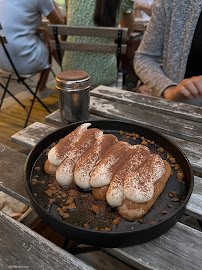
[{"x1": 24, "y1": 120, "x2": 194, "y2": 247}]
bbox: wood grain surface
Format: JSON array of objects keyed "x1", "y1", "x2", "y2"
[{"x1": 0, "y1": 211, "x2": 95, "y2": 270}]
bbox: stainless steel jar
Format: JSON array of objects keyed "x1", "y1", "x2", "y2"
[{"x1": 56, "y1": 70, "x2": 91, "y2": 123}]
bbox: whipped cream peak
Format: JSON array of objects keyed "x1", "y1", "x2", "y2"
[
  {"x1": 48, "y1": 123, "x2": 91, "y2": 166},
  {"x1": 124, "y1": 154, "x2": 165, "y2": 203},
  {"x1": 90, "y1": 141, "x2": 131, "y2": 187},
  {"x1": 106, "y1": 145, "x2": 150, "y2": 207},
  {"x1": 56, "y1": 128, "x2": 103, "y2": 186},
  {"x1": 74, "y1": 134, "x2": 118, "y2": 189}
]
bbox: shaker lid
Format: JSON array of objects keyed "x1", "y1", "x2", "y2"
[
  {"x1": 57, "y1": 70, "x2": 89, "y2": 81},
  {"x1": 56, "y1": 70, "x2": 90, "y2": 91}
]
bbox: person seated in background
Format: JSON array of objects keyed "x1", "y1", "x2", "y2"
[
  {"x1": 0, "y1": 0, "x2": 65, "y2": 99},
  {"x1": 62, "y1": 0, "x2": 135, "y2": 88},
  {"x1": 134, "y1": 0, "x2": 202, "y2": 106},
  {"x1": 134, "y1": 0, "x2": 153, "y2": 19}
]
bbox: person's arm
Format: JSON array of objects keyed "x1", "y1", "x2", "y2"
[
  {"x1": 163, "y1": 76, "x2": 202, "y2": 102},
  {"x1": 121, "y1": 12, "x2": 135, "y2": 35},
  {"x1": 135, "y1": 1, "x2": 152, "y2": 17},
  {"x1": 134, "y1": 0, "x2": 176, "y2": 97},
  {"x1": 41, "y1": 1, "x2": 65, "y2": 55},
  {"x1": 47, "y1": 1, "x2": 65, "y2": 24}
]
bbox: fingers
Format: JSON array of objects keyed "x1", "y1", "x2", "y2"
[
  {"x1": 183, "y1": 78, "x2": 200, "y2": 98},
  {"x1": 172, "y1": 76, "x2": 202, "y2": 102},
  {"x1": 191, "y1": 76, "x2": 202, "y2": 96},
  {"x1": 164, "y1": 76, "x2": 202, "y2": 102},
  {"x1": 178, "y1": 86, "x2": 195, "y2": 100},
  {"x1": 179, "y1": 83, "x2": 198, "y2": 99}
]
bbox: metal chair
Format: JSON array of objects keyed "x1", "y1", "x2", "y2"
[
  {"x1": 45, "y1": 24, "x2": 128, "y2": 89},
  {"x1": 0, "y1": 33, "x2": 51, "y2": 128}
]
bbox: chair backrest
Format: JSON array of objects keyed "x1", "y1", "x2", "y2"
[{"x1": 46, "y1": 25, "x2": 128, "y2": 69}]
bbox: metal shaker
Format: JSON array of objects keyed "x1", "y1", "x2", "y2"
[{"x1": 56, "y1": 70, "x2": 90, "y2": 123}]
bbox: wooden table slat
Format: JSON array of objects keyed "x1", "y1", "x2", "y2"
[
  {"x1": 45, "y1": 111, "x2": 106, "y2": 127},
  {"x1": 0, "y1": 211, "x2": 95, "y2": 270},
  {"x1": 164, "y1": 134, "x2": 202, "y2": 173},
  {"x1": 104, "y1": 222, "x2": 202, "y2": 270},
  {"x1": 185, "y1": 176, "x2": 202, "y2": 220},
  {"x1": 90, "y1": 96, "x2": 202, "y2": 144},
  {"x1": 91, "y1": 85, "x2": 202, "y2": 123},
  {"x1": 11, "y1": 122, "x2": 56, "y2": 149},
  {"x1": 0, "y1": 144, "x2": 31, "y2": 206}
]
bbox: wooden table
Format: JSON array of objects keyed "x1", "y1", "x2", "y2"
[
  {"x1": 134, "y1": 18, "x2": 149, "y2": 31},
  {"x1": 3, "y1": 85, "x2": 202, "y2": 269},
  {"x1": 0, "y1": 144, "x2": 95, "y2": 270},
  {"x1": 0, "y1": 211, "x2": 95, "y2": 270}
]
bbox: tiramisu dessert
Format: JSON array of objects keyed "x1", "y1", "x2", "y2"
[{"x1": 44, "y1": 123, "x2": 171, "y2": 221}]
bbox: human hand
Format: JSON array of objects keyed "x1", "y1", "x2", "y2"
[{"x1": 163, "y1": 76, "x2": 202, "y2": 102}]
